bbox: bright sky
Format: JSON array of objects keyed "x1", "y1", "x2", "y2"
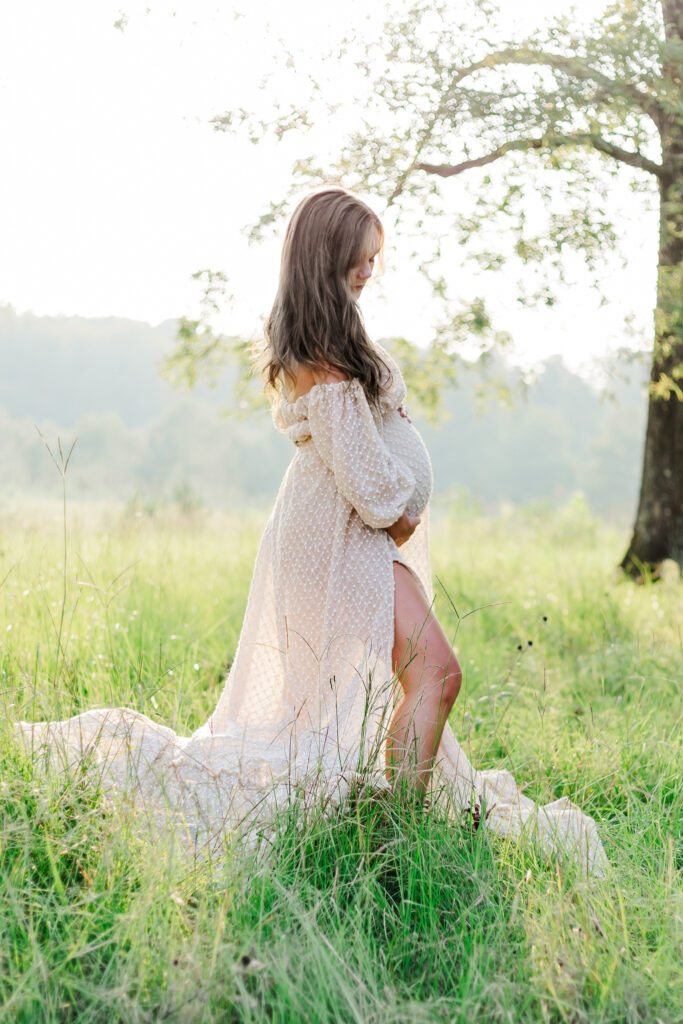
[{"x1": 0, "y1": 0, "x2": 659, "y2": 374}]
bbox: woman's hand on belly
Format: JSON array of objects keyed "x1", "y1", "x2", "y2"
[{"x1": 386, "y1": 512, "x2": 421, "y2": 547}]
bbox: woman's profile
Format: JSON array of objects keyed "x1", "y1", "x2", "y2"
[{"x1": 16, "y1": 187, "x2": 607, "y2": 875}]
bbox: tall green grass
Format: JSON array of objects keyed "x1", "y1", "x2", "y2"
[{"x1": 1, "y1": 494, "x2": 681, "y2": 1022}]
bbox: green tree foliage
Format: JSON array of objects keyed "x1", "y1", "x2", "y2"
[{"x1": 204, "y1": 0, "x2": 683, "y2": 576}]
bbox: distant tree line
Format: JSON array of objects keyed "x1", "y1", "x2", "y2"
[{"x1": 0, "y1": 307, "x2": 646, "y2": 518}]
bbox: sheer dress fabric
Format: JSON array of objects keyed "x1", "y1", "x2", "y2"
[{"x1": 15, "y1": 345, "x2": 608, "y2": 876}]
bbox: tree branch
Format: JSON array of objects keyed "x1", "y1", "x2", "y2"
[
  {"x1": 457, "y1": 48, "x2": 663, "y2": 128},
  {"x1": 417, "y1": 132, "x2": 665, "y2": 179}
]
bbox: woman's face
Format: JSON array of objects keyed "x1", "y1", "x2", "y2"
[{"x1": 348, "y1": 227, "x2": 380, "y2": 300}]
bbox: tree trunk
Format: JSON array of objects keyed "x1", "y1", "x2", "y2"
[
  {"x1": 620, "y1": 310, "x2": 683, "y2": 576},
  {"x1": 621, "y1": 191, "x2": 683, "y2": 576},
  {"x1": 621, "y1": 0, "x2": 683, "y2": 577}
]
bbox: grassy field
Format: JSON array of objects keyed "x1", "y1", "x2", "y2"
[{"x1": 0, "y1": 493, "x2": 681, "y2": 1023}]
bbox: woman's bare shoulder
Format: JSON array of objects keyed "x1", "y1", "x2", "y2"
[
  {"x1": 311, "y1": 364, "x2": 349, "y2": 386},
  {"x1": 288, "y1": 363, "x2": 349, "y2": 402}
]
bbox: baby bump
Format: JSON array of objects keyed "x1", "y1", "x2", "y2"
[{"x1": 382, "y1": 411, "x2": 433, "y2": 517}]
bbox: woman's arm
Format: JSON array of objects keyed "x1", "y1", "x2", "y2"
[{"x1": 305, "y1": 377, "x2": 416, "y2": 530}]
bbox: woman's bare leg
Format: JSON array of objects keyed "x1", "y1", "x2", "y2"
[{"x1": 386, "y1": 562, "x2": 462, "y2": 797}]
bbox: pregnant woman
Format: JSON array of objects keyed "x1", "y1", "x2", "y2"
[
  {"x1": 203, "y1": 186, "x2": 460, "y2": 801},
  {"x1": 17, "y1": 187, "x2": 607, "y2": 875}
]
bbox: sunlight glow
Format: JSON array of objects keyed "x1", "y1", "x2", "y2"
[{"x1": 0, "y1": 0, "x2": 658, "y2": 372}]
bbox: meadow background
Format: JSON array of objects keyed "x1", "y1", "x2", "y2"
[
  {"x1": 0, "y1": 492, "x2": 680, "y2": 1022},
  {"x1": 2, "y1": 0, "x2": 681, "y2": 1019}
]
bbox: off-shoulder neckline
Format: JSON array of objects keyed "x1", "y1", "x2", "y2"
[{"x1": 280, "y1": 378, "x2": 361, "y2": 411}]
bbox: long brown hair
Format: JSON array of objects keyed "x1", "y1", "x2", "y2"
[{"x1": 262, "y1": 187, "x2": 389, "y2": 406}]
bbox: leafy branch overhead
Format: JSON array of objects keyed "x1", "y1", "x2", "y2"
[
  {"x1": 207, "y1": 0, "x2": 683, "y2": 574},
  {"x1": 213, "y1": 0, "x2": 665, "y2": 294}
]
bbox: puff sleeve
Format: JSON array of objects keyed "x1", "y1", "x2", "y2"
[{"x1": 306, "y1": 379, "x2": 416, "y2": 530}]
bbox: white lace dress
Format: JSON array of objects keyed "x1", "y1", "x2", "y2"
[{"x1": 16, "y1": 345, "x2": 608, "y2": 875}]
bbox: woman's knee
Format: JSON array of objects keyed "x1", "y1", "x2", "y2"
[
  {"x1": 423, "y1": 625, "x2": 462, "y2": 706},
  {"x1": 427, "y1": 654, "x2": 461, "y2": 710},
  {"x1": 442, "y1": 659, "x2": 462, "y2": 706},
  {"x1": 393, "y1": 560, "x2": 462, "y2": 707}
]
